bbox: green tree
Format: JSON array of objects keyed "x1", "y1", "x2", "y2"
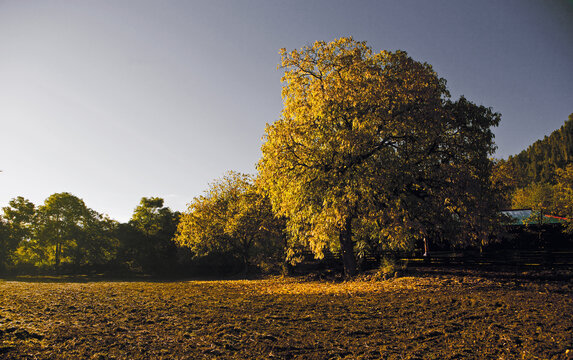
[
  {"x1": 131, "y1": 198, "x2": 169, "y2": 238},
  {"x1": 512, "y1": 183, "x2": 555, "y2": 224},
  {"x1": 0, "y1": 216, "x2": 9, "y2": 272},
  {"x1": 1, "y1": 197, "x2": 36, "y2": 270},
  {"x1": 258, "y1": 38, "x2": 500, "y2": 276},
  {"x1": 75, "y1": 209, "x2": 119, "y2": 267},
  {"x1": 123, "y1": 197, "x2": 179, "y2": 274},
  {"x1": 176, "y1": 172, "x2": 284, "y2": 273},
  {"x1": 35, "y1": 193, "x2": 90, "y2": 268}
]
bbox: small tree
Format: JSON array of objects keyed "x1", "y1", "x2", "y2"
[
  {"x1": 123, "y1": 197, "x2": 179, "y2": 274},
  {"x1": 175, "y1": 172, "x2": 284, "y2": 273},
  {"x1": 1, "y1": 197, "x2": 36, "y2": 271},
  {"x1": 512, "y1": 183, "x2": 555, "y2": 224}
]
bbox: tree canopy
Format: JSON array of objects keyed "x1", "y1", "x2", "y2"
[
  {"x1": 258, "y1": 38, "x2": 501, "y2": 276},
  {"x1": 35, "y1": 192, "x2": 92, "y2": 267}
]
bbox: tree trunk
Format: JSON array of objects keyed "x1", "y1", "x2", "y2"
[
  {"x1": 55, "y1": 242, "x2": 61, "y2": 269},
  {"x1": 339, "y1": 217, "x2": 356, "y2": 278},
  {"x1": 241, "y1": 238, "x2": 251, "y2": 276},
  {"x1": 242, "y1": 253, "x2": 250, "y2": 276},
  {"x1": 423, "y1": 237, "x2": 430, "y2": 264},
  {"x1": 282, "y1": 233, "x2": 293, "y2": 276}
]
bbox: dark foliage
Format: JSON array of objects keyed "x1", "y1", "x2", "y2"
[{"x1": 507, "y1": 113, "x2": 573, "y2": 186}]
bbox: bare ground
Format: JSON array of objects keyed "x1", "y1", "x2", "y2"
[{"x1": 0, "y1": 269, "x2": 572, "y2": 359}]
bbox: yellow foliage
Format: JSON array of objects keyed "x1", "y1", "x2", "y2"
[
  {"x1": 175, "y1": 172, "x2": 284, "y2": 267},
  {"x1": 259, "y1": 38, "x2": 500, "y2": 272}
]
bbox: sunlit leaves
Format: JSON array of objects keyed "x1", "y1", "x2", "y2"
[
  {"x1": 175, "y1": 172, "x2": 284, "y2": 270},
  {"x1": 259, "y1": 38, "x2": 501, "y2": 274},
  {"x1": 512, "y1": 183, "x2": 555, "y2": 224},
  {"x1": 555, "y1": 164, "x2": 573, "y2": 231}
]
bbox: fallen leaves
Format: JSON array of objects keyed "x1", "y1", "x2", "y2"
[{"x1": 0, "y1": 273, "x2": 571, "y2": 359}]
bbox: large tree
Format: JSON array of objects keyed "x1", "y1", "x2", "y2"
[{"x1": 258, "y1": 38, "x2": 500, "y2": 276}]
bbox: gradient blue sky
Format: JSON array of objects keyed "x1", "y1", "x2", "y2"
[{"x1": 1, "y1": 0, "x2": 572, "y2": 222}]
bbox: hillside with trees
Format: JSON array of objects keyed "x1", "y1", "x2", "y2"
[{"x1": 505, "y1": 113, "x2": 573, "y2": 187}]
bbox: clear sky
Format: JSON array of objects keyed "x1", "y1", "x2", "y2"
[{"x1": 1, "y1": 0, "x2": 572, "y2": 222}]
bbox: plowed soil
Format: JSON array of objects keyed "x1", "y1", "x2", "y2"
[{"x1": 1, "y1": 270, "x2": 572, "y2": 359}]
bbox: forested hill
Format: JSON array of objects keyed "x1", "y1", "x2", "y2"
[{"x1": 506, "y1": 113, "x2": 573, "y2": 186}]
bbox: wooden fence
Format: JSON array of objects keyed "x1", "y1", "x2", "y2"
[
  {"x1": 294, "y1": 248, "x2": 573, "y2": 272},
  {"x1": 399, "y1": 250, "x2": 573, "y2": 269}
]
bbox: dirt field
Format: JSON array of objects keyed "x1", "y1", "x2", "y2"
[{"x1": 1, "y1": 269, "x2": 572, "y2": 359}]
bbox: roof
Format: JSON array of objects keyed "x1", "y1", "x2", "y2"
[{"x1": 501, "y1": 209, "x2": 568, "y2": 226}]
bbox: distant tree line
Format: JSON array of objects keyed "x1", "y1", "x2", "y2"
[
  {"x1": 0, "y1": 193, "x2": 183, "y2": 275},
  {"x1": 0, "y1": 185, "x2": 286, "y2": 276}
]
